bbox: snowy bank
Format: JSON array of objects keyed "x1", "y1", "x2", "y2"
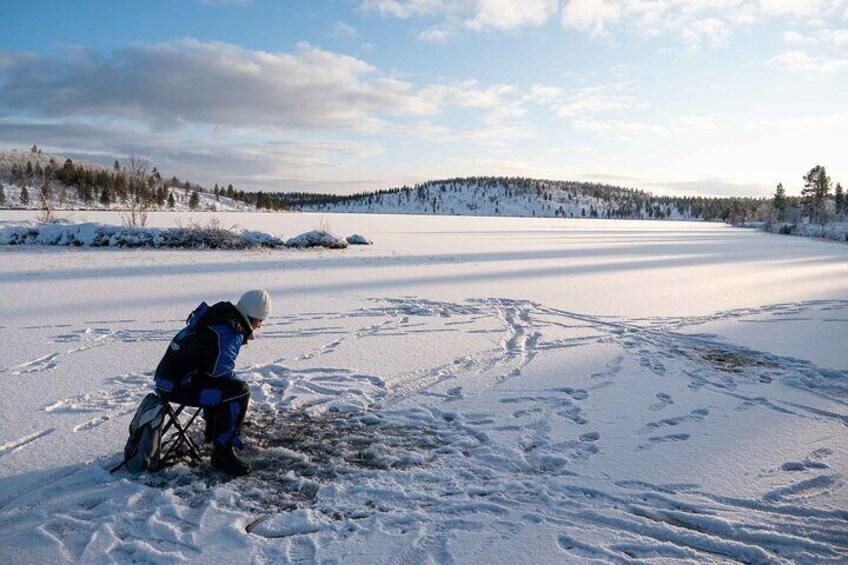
[
  {"x1": 0, "y1": 222, "x2": 372, "y2": 250},
  {"x1": 765, "y1": 221, "x2": 848, "y2": 242},
  {"x1": 0, "y1": 221, "x2": 285, "y2": 249}
]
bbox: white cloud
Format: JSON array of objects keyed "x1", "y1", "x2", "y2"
[
  {"x1": 0, "y1": 40, "x2": 450, "y2": 131},
  {"x1": 781, "y1": 27, "x2": 848, "y2": 45},
  {"x1": 419, "y1": 80, "x2": 516, "y2": 109},
  {"x1": 572, "y1": 118, "x2": 669, "y2": 137},
  {"x1": 524, "y1": 84, "x2": 565, "y2": 104},
  {"x1": 562, "y1": 0, "x2": 752, "y2": 46},
  {"x1": 562, "y1": 0, "x2": 848, "y2": 47},
  {"x1": 680, "y1": 18, "x2": 731, "y2": 48},
  {"x1": 332, "y1": 22, "x2": 359, "y2": 38},
  {"x1": 0, "y1": 41, "x2": 546, "y2": 153},
  {"x1": 362, "y1": 0, "x2": 558, "y2": 40},
  {"x1": 561, "y1": 0, "x2": 622, "y2": 37},
  {"x1": 0, "y1": 119, "x2": 384, "y2": 191},
  {"x1": 782, "y1": 30, "x2": 813, "y2": 43},
  {"x1": 770, "y1": 49, "x2": 848, "y2": 72},
  {"x1": 554, "y1": 85, "x2": 633, "y2": 119},
  {"x1": 359, "y1": 0, "x2": 453, "y2": 19},
  {"x1": 759, "y1": 0, "x2": 845, "y2": 18},
  {"x1": 418, "y1": 27, "x2": 453, "y2": 42},
  {"x1": 362, "y1": 0, "x2": 848, "y2": 46},
  {"x1": 465, "y1": 0, "x2": 559, "y2": 31},
  {"x1": 833, "y1": 29, "x2": 848, "y2": 44}
]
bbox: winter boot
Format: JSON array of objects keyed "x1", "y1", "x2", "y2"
[{"x1": 211, "y1": 443, "x2": 251, "y2": 476}]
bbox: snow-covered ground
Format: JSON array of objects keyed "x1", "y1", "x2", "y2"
[{"x1": 0, "y1": 211, "x2": 846, "y2": 564}]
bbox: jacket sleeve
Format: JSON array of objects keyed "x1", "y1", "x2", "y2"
[{"x1": 197, "y1": 324, "x2": 243, "y2": 378}]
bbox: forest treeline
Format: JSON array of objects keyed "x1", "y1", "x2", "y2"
[{"x1": 1, "y1": 147, "x2": 843, "y2": 233}]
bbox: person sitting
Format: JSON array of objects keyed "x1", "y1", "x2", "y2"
[{"x1": 153, "y1": 289, "x2": 271, "y2": 476}]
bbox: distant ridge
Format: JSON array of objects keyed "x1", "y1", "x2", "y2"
[
  {"x1": 290, "y1": 177, "x2": 766, "y2": 223},
  {"x1": 0, "y1": 147, "x2": 767, "y2": 222}
]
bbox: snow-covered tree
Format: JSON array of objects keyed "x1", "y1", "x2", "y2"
[{"x1": 801, "y1": 165, "x2": 831, "y2": 228}]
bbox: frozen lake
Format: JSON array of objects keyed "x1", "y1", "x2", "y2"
[{"x1": 1, "y1": 212, "x2": 846, "y2": 563}]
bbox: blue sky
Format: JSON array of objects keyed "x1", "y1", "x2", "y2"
[{"x1": 1, "y1": 0, "x2": 847, "y2": 196}]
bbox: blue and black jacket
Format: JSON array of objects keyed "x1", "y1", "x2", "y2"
[{"x1": 154, "y1": 301, "x2": 252, "y2": 394}]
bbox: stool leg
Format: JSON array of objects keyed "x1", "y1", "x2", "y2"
[
  {"x1": 175, "y1": 408, "x2": 203, "y2": 462},
  {"x1": 159, "y1": 406, "x2": 204, "y2": 467}
]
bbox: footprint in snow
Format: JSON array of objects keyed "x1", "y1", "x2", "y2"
[
  {"x1": 556, "y1": 387, "x2": 589, "y2": 401},
  {"x1": 780, "y1": 448, "x2": 834, "y2": 472},
  {"x1": 648, "y1": 392, "x2": 674, "y2": 412},
  {"x1": 638, "y1": 433, "x2": 690, "y2": 450},
  {"x1": 10, "y1": 353, "x2": 60, "y2": 375},
  {"x1": 641, "y1": 408, "x2": 709, "y2": 434},
  {"x1": 591, "y1": 355, "x2": 624, "y2": 378}
]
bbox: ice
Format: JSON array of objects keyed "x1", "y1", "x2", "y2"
[{"x1": 0, "y1": 211, "x2": 846, "y2": 564}]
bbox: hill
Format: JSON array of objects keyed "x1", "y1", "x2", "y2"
[
  {"x1": 290, "y1": 177, "x2": 766, "y2": 223},
  {"x1": 0, "y1": 147, "x2": 257, "y2": 214}
]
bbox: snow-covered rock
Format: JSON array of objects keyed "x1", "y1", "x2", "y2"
[
  {"x1": 346, "y1": 234, "x2": 373, "y2": 245},
  {"x1": 285, "y1": 230, "x2": 348, "y2": 249}
]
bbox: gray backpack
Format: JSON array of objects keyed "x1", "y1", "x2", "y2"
[{"x1": 120, "y1": 393, "x2": 166, "y2": 473}]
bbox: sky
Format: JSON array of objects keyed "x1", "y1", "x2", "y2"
[{"x1": 1, "y1": 0, "x2": 847, "y2": 197}]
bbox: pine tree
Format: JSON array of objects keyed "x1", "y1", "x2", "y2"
[
  {"x1": 801, "y1": 165, "x2": 831, "y2": 227},
  {"x1": 835, "y1": 182, "x2": 845, "y2": 217},
  {"x1": 189, "y1": 190, "x2": 200, "y2": 210},
  {"x1": 773, "y1": 182, "x2": 786, "y2": 209},
  {"x1": 21, "y1": 186, "x2": 30, "y2": 206},
  {"x1": 0, "y1": 183, "x2": 5, "y2": 205},
  {"x1": 100, "y1": 187, "x2": 111, "y2": 207},
  {"x1": 167, "y1": 192, "x2": 176, "y2": 208},
  {"x1": 773, "y1": 182, "x2": 787, "y2": 220}
]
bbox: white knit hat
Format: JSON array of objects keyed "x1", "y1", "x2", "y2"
[{"x1": 237, "y1": 289, "x2": 272, "y2": 320}]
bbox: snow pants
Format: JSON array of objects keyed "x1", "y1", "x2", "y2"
[{"x1": 156, "y1": 375, "x2": 249, "y2": 447}]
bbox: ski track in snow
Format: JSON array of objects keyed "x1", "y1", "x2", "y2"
[
  {"x1": 1, "y1": 297, "x2": 847, "y2": 563},
  {"x1": 0, "y1": 428, "x2": 55, "y2": 460}
]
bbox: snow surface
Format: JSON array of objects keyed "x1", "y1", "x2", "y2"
[{"x1": 0, "y1": 211, "x2": 846, "y2": 564}]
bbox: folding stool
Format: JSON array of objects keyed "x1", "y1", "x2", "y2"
[
  {"x1": 158, "y1": 400, "x2": 204, "y2": 468},
  {"x1": 110, "y1": 394, "x2": 205, "y2": 473}
]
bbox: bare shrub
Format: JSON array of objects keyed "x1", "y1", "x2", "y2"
[
  {"x1": 317, "y1": 216, "x2": 333, "y2": 234},
  {"x1": 37, "y1": 165, "x2": 55, "y2": 222},
  {"x1": 122, "y1": 153, "x2": 150, "y2": 227}
]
